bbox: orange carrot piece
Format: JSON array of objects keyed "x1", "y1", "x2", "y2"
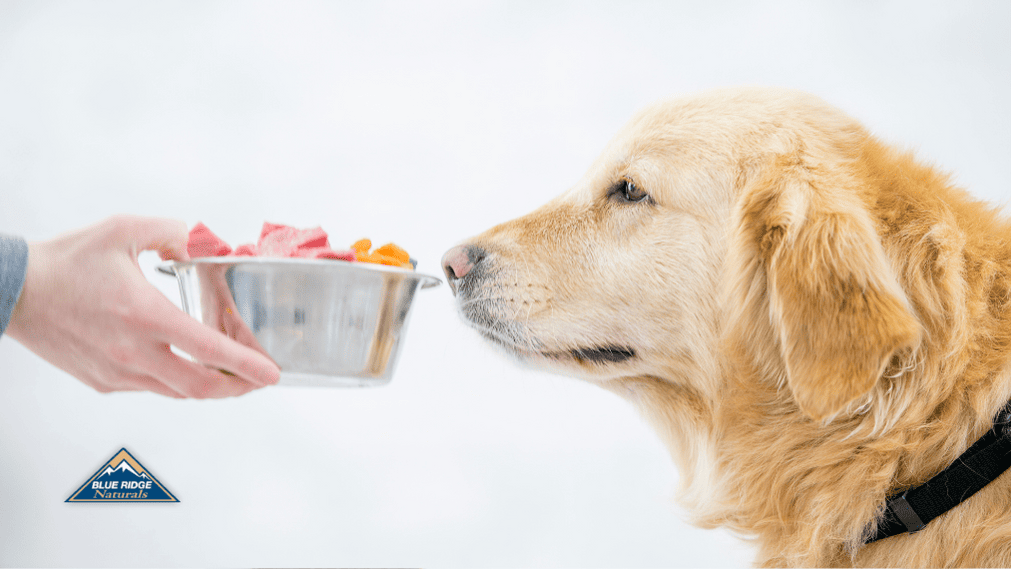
[{"x1": 375, "y1": 243, "x2": 409, "y2": 263}]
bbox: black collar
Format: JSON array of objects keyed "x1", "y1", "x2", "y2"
[{"x1": 865, "y1": 401, "x2": 1011, "y2": 544}]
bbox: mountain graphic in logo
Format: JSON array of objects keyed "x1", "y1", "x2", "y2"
[{"x1": 66, "y1": 448, "x2": 179, "y2": 502}]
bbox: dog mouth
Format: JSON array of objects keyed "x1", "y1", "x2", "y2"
[
  {"x1": 452, "y1": 268, "x2": 636, "y2": 366},
  {"x1": 457, "y1": 299, "x2": 638, "y2": 366},
  {"x1": 475, "y1": 324, "x2": 637, "y2": 366},
  {"x1": 567, "y1": 346, "x2": 637, "y2": 364}
]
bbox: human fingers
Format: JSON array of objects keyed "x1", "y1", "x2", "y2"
[
  {"x1": 154, "y1": 306, "x2": 280, "y2": 387},
  {"x1": 81, "y1": 368, "x2": 187, "y2": 399},
  {"x1": 103, "y1": 215, "x2": 191, "y2": 261},
  {"x1": 150, "y1": 347, "x2": 263, "y2": 399},
  {"x1": 116, "y1": 373, "x2": 188, "y2": 399}
]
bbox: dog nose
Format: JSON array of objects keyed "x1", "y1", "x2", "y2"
[{"x1": 441, "y1": 244, "x2": 486, "y2": 294}]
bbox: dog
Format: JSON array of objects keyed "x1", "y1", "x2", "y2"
[{"x1": 441, "y1": 87, "x2": 1011, "y2": 567}]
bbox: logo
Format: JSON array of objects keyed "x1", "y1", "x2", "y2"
[{"x1": 66, "y1": 448, "x2": 179, "y2": 503}]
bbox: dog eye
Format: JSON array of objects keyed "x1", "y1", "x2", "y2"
[{"x1": 616, "y1": 179, "x2": 649, "y2": 203}]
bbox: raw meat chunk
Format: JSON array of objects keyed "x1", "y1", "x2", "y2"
[
  {"x1": 257, "y1": 223, "x2": 331, "y2": 257},
  {"x1": 187, "y1": 222, "x2": 233, "y2": 257},
  {"x1": 185, "y1": 222, "x2": 406, "y2": 268},
  {"x1": 233, "y1": 243, "x2": 258, "y2": 256}
]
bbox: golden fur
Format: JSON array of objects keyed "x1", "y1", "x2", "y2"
[{"x1": 447, "y1": 87, "x2": 1011, "y2": 567}]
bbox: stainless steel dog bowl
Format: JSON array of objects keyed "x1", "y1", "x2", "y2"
[{"x1": 158, "y1": 258, "x2": 441, "y2": 387}]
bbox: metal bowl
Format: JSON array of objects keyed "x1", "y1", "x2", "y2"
[{"x1": 158, "y1": 257, "x2": 441, "y2": 387}]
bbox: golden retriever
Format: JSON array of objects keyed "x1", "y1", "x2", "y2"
[{"x1": 441, "y1": 87, "x2": 1011, "y2": 567}]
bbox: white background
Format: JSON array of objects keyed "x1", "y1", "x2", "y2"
[{"x1": 1, "y1": 1, "x2": 1008, "y2": 567}]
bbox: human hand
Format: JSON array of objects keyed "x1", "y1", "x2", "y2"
[{"x1": 6, "y1": 215, "x2": 281, "y2": 398}]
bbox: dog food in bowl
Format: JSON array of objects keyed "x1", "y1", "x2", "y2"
[
  {"x1": 186, "y1": 221, "x2": 414, "y2": 267},
  {"x1": 162, "y1": 221, "x2": 440, "y2": 387}
]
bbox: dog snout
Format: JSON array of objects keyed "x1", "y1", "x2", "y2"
[{"x1": 441, "y1": 244, "x2": 486, "y2": 295}]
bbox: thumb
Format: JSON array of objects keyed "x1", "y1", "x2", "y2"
[{"x1": 116, "y1": 216, "x2": 191, "y2": 262}]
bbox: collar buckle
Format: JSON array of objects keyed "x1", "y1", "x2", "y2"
[{"x1": 886, "y1": 492, "x2": 926, "y2": 534}]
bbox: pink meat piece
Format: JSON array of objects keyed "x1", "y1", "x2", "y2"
[
  {"x1": 314, "y1": 249, "x2": 357, "y2": 261},
  {"x1": 187, "y1": 222, "x2": 233, "y2": 257},
  {"x1": 233, "y1": 243, "x2": 258, "y2": 256},
  {"x1": 292, "y1": 247, "x2": 357, "y2": 261},
  {"x1": 187, "y1": 221, "x2": 355, "y2": 261},
  {"x1": 259, "y1": 222, "x2": 289, "y2": 241},
  {"x1": 257, "y1": 222, "x2": 331, "y2": 257}
]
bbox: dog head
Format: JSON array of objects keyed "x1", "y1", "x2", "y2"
[{"x1": 444, "y1": 87, "x2": 922, "y2": 421}]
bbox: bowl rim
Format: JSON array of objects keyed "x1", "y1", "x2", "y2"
[{"x1": 157, "y1": 257, "x2": 442, "y2": 289}]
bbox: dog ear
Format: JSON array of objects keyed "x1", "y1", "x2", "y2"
[{"x1": 729, "y1": 154, "x2": 921, "y2": 420}]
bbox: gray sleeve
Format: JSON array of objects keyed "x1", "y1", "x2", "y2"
[{"x1": 0, "y1": 234, "x2": 29, "y2": 337}]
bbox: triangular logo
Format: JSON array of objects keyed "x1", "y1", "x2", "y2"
[{"x1": 66, "y1": 448, "x2": 179, "y2": 503}]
